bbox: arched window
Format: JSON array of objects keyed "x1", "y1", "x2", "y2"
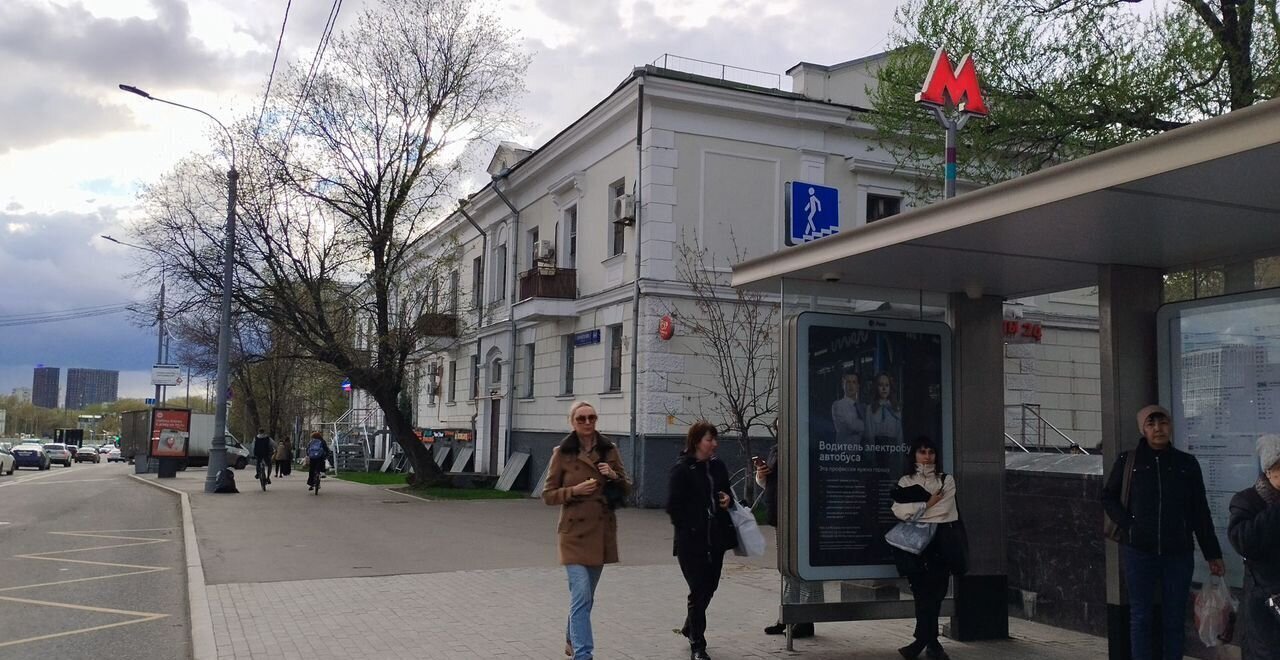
[{"x1": 491, "y1": 357, "x2": 503, "y2": 384}]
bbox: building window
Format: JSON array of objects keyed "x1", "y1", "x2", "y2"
[
  {"x1": 608, "y1": 179, "x2": 626, "y2": 257},
  {"x1": 527, "y1": 226, "x2": 539, "y2": 269},
  {"x1": 607, "y1": 323, "x2": 623, "y2": 392},
  {"x1": 448, "y1": 360, "x2": 458, "y2": 403},
  {"x1": 470, "y1": 354, "x2": 481, "y2": 399},
  {"x1": 430, "y1": 276, "x2": 440, "y2": 311},
  {"x1": 471, "y1": 256, "x2": 483, "y2": 309},
  {"x1": 427, "y1": 363, "x2": 439, "y2": 406},
  {"x1": 491, "y1": 356, "x2": 503, "y2": 385},
  {"x1": 562, "y1": 335, "x2": 575, "y2": 396},
  {"x1": 448, "y1": 270, "x2": 459, "y2": 315},
  {"x1": 564, "y1": 206, "x2": 577, "y2": 268},
  {"x1": 866, "y1": 194, "x2": 902, "y2": 223},
  {"x1": 494, "y1": 244, "x2": 507, "y2": 302},
  {"x1": 522, "y1": 343, "x2": 535, "y2": 398}
]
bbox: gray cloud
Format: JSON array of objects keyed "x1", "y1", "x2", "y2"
[{"x1": 0, "y1": 84, "x2": 138, "y2": 154}]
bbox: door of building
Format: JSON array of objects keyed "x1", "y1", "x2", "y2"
[{"x1": 488, "y1": 399, "x2": 501, "y2": 474}]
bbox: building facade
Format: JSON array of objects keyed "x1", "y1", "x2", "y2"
[
  {"x1": 11, "y1": 387, "x2": 32, "y2": 403},
  {"x1": 32, "y1": 366, "x2": 59, "y2": 409},
  {"x1": 343, "y1": 54, "x2": 1103, "y2": 501},
  {"x1": 64, "y1": 368, "x2": 120, "y2": 410}
]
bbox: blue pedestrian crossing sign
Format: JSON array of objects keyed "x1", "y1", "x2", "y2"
[{"x1": 785, "y1": 181, "x2": 840, "y2": 246}]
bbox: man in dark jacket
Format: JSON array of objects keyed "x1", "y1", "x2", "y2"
[
  {"x1": 252, "y1": 429, "x2": 274, "y2": 485},
  {"x1": 1103, "y1": 404, "x2": 1224, "y2": 660}
]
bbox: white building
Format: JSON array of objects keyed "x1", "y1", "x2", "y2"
[{"x1": 362, "y1": 54, "x2": 1103, "y2": 503}]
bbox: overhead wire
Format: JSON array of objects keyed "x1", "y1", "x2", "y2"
[
  {"x1": 0, "y1": 304, "x2": 133, "y2": 328},
  {"x1": 281, "y1": 0, "x2": 343, "y2": 148},
  {"x1": 255, "y1": 0, "x2": 294, "y2": 136}
]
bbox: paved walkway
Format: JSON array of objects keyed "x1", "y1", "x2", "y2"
[{"x1": 146, "y1": 469, "x2": 1111, "y2": 659}]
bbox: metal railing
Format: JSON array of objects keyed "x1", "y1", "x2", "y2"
[
  {"x1": 651, "y1": 54, "x2": 783, "y2": 90},
  {"x1": 1004, "y1": 403, "x2": 1090, "y2": 454},
  {"x1": 518, "y1": 267, "x2": 577, "y2": 300}
]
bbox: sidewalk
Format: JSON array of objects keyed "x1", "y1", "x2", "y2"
[{"x1": 144, "y1": 469, "x2": 1110, "y2": 660}]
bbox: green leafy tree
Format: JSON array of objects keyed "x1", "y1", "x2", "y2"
[{"x1": 869, "y1": 0, "x2": 1279, "y2": 199}]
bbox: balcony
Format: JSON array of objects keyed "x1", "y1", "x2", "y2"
[
  {"x1": 414, "y1": 312, "x2": 459, "y2": 338},
  {"x1": 514, "y1": 267, "x2": 578, "y2": 321}
]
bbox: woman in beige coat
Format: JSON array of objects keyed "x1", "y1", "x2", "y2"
[
  {"x1": 272, "y1": 435, "x2": 292, "y2": 478},
  {"x1": 543, "y1": 401, "x2": 631, "y2": 660}
]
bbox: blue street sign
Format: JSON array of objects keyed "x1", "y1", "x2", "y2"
[
  {"x1": 573, "y1": 329, "x2": 601, "y2": 347},
  {"x1": 341, "y1": 378, "x2": 352, "y2": 392},
  {"x1": 144, "y1": 398, "x2": 156, "y2": 406},
  {"x1": 785, "y1": 181, "x2": 840, "y2": 246}
]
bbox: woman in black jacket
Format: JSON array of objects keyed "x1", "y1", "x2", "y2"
[
  {"x1": 1227, "y1": 434, "x2": 1280, "y2": 660},
  {"x1": 666, "y1": 422, "x2": 737, "y2": 660}
]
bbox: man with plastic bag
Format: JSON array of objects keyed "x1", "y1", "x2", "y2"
[{"x1": 1103, "y1": 405, "x2": 1224, "y2": 660}]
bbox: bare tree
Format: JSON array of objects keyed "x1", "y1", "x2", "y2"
[
  {"x1": 662, "y1": 233, "x2": 779, "y2": 499},
  {"x1": 130, "y1": 0, "x2": 528, "y2": 485}
]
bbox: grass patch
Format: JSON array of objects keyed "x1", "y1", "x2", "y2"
[{"x1": 334, "y1": 471, "x2": 407, "y2": 486}]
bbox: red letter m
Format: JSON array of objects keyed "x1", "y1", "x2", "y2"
[{"x1": 916, "y1": 49, "x2": 988, "y2": 116}]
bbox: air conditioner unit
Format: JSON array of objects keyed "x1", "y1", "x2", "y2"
[
  {"x1": 534, "y1": 239, "x2": 555, "y2": 263},
  {"x1": 612, "y1": 194, "x2": 635, "y2": 226}
]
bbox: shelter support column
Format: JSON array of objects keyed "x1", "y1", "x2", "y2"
[
  {"x1": 947, "y1": 293, "x2": 1008, "y2": 640},
  {"x1": 1098, "y1": 265, "x2": 1162, "y2": 660}
]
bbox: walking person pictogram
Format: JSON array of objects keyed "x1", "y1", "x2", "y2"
[{"x1": 804, "y1": 187, "x2": 821, "y2": 239}]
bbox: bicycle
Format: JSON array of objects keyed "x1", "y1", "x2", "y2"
[{"x1": 255, "y1": 456, "x2": 271, "y2": 491}]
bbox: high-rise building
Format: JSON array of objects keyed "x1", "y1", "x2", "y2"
[
  {"x1": 11, "y1": 387, "x2": 32, "y2": 403},
  {"x1": 65, "y1": 368, "x2": 119, "y2": 410},
  {"x1": 32, "y1": 366, "x2": 60, "y2": 409}
]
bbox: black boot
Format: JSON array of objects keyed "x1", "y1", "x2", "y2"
[
  {"x1": 792, "y1": 622, "x2": 814, "y2": 638},
  {"x1": 763, "y1": 622, "x2": 785, "y2": 635},
  {"x1": 898, "y1": 640, "x2": 926, "y2": 659},
  {"x1": 925, "y1": 642, "x2": 951, "y2": 660},
  {"x1": 691, "y1": 650, "x2": 711, "y2": 660}
]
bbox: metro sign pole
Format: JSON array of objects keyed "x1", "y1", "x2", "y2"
[{"x1": 916, "y1": 49, "x2": 989, "y2": 199}]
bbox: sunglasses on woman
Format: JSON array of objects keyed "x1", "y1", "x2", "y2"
[{"x1": 575, "y1": 414, "x2": 598, "y2": 423}]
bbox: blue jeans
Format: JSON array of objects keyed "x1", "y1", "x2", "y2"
[
  {"x1": 565, "y1": 564, "x2": 603, "y2": 660},
  {"x1": 1121, "y1": 546, "x2": 1194, "y2": 660}
]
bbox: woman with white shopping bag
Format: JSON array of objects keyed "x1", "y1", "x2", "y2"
[
  {"x1": 665, "y1": 422, "x2": 738, "y2": 660},
  {"x1": 889, "y1": 437, "x2": 958, "y2": 660}
]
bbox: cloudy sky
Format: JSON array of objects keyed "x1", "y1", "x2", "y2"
[{"x1": 0, "y1": 0, "x2": 907, "y2": 400}]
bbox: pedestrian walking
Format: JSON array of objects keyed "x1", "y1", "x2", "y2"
[
  {"x1": 890, "y1": 436, "x2": 959, "y2": 660},
  {"x1": 252, "y1": 428, "x2": 274, "y2": 485},
  {"x1": 755, "y1": 441, "x2": 819, "y2": 638},
  {"x1": 1103, "y1": 404, "x2": 1224, "y2": 660},
  {"x1": 1227, "y1": 434, "x2": 1280, "y2": 660},
  {"x1": 273, "y1": 435, "x2": 292, "y2": 478},
  {"x1": 666, "y1": 422, "x2": 737, "y2": 660},
  {"x1": 304, "y1": 432, "x2": 332, "y2": 492},
  {"x1": 542, "y1": 400, "x2": 630, "y2": 660}
]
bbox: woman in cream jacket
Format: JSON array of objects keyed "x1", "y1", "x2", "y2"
[{"x1": 890, "y1": 437, "x2": 958, "y2": 660}]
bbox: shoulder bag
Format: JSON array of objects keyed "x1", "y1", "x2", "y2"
[{"x1": 1103, "y1": 450, "x2": 1136, "y2": 542}]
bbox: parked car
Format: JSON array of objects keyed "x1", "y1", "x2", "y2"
[
  {"x1": 42, "y1": 443, "x2": 73, "y2": 467},
  {"x1": 0, "y1": 447, "x2": 14, "y2": 475},
  {"x1": 106, "y1": 448, "x2": 124, "y2": 463},
  {"x1": 75, "y1": 446, "x2": 101, "y2": 463},
  {"x1": 12, "y1": 443, "x2": 51, "y2": 470}
]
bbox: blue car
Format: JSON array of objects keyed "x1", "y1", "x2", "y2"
[{"x1": 11, "y1": 443, "x2": 51, "y2": 470}]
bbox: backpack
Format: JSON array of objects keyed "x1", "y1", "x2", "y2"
[
  {"x1": 213, "y1": 467, "x2": 239, "y2": 494},
  {"x1": 307, "y1": 438, "x2": 327, "y2": 461}
]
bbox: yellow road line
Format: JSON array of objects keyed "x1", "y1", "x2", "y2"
[
  {"x1": 0, "y1": 614, "x2": 168, "y2": 649},
  {"x1": 0, "y1": 593, "x2": 171, "y2": 617},
  {"x1": 0, "y1": 569, "x2": 166, "y2": 593}
]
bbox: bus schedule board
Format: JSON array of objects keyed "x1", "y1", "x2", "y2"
[{"x1": 782, "y1": 313, "x2": 953, "y2": 581}]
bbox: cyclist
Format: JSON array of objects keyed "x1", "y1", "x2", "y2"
[
  {"x1": 305, "y1": 432, "x2": 333, "y2": 492},
  {"x1": 252, "y1": 428, "x2": 275, "y2": 486}
]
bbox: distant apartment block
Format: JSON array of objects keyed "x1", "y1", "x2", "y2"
[
  {"x1": 32, "y1": 366, "x2": 59, "y2": 409},
  {"x1": 11, "y1": 387, "x2": 32, "y2": 403},
  {"x1": 65, "y1": 368, "x2": 119, "y2": 410}
]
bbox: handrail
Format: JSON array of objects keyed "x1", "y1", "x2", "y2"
[
  {"x1": 1004, "y1": 403, "x2": 1090, "y2": 455},
  {"x1": 1022, "y1": 405, "x2": 1090, "y2": 455},
  {"x1": 1005, "y1": 432, "x2": 1031, "y2": 453}
]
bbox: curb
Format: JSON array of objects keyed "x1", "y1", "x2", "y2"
[{"x1": 129, "y1": 474, "x2": 217, "y2": 660}]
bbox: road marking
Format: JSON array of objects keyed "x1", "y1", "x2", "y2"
[
  {"x1": 0, "y1": 470, "x2": 68, "y2": 488},
  {"x1": 0, "y1": 522, "x2": 10, "y2": 526},
  {"x1": 0, "y1": 528, "x2": 172, "y2": 648},
  {"x1": 22, "y1": 478, "x2": 122, "y2": 485}
]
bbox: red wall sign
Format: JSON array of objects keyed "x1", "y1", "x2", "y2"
[
  {"x1": 658, "y1": 314, "x2": 675, "y2": 341},
  {"x1": 150, "y1": 408, "x2": 191, "y2": 458},
  {"x1": 1003, "y1": 319, "x2": 1043, "y2": 344},
  {"x1": 916, "y1": 49, "x2": 989, "y2": 116}
]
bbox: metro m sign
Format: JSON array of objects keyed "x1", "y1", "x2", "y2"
[{"x1": 916, "y1": 49, "x2": 988, "y2": 116}]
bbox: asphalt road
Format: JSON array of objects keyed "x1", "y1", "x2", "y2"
[{"x1": 0, "y1": 462, "x2": 191, "y2": 660}]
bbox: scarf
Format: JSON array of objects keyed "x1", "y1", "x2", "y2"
[
  {"x1": 1256, "y1": 477, "x2": 1280, "y2": 506},
  {"x1": 917, "y1": 464, "x2": 936, "y2": 478}
]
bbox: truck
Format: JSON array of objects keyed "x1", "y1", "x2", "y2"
[
  {"x1": 119, "y1": 409, "x2": 251, "y2": 470},
  {"x1": 54, "y1": 428, "x2": 85, "y2": 449}
]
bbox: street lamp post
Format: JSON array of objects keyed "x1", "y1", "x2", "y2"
[{"x1": 119, "y1": 84, "x2": 238, "y2": 494}]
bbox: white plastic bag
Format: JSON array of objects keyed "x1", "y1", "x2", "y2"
[
  {"x1": 729, "y1": 500, "x2": 766, "y2": 557},
  {"x1": 1194, "y1": 575, "x2": 1236, "y2": 647}
]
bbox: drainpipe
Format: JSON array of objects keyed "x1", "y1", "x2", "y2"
[
  {"x1": 491, "y1": 175, "x2": 520, "y2": 475},
  {"x1": 457, "y1": 201, "x2": 488, "y2": 448},
  {"x1": 628, "y1": 73, "x2": 645, "y2": 501}
]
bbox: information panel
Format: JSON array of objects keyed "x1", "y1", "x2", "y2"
[
  {"x1": 150, "y1": 408, "x2": 191, "y2": 458},
  {"x1": 1159, "y1": 291, "x2": 1280, "y2": 587},
  {"x1": 789, "y1": 313, "x2": 953, "y2": 580}
]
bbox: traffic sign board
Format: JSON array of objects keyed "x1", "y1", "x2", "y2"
[{"x1": 785, "y1": 181, "x2": 840, "y2": 246}]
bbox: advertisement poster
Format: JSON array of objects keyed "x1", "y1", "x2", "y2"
[
  {"x1": 793, "y1": 313, "x2": 952, "y2": 580},
  {"x1": 150, "y1": 408, "x2": 191, "y2": 458},
  {"x1": 1160, "y1": 293, "x2": 1280, "y2": 586}
]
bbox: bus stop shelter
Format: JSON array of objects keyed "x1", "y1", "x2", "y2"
[{"x1": 733, "y1": 97, "x2": 1280, "y2": 657}]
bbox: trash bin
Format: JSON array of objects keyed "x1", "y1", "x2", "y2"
[{"x1": 157, "y1": 457, "x2": 178, "y2": 479}]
